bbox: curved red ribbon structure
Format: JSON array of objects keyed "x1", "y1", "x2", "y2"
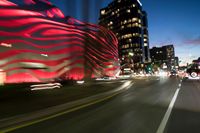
[{"x1": 0, "y1": 0, "x2": 119, "y2": 83}]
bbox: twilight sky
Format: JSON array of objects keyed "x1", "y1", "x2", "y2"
[
  {"x1": 49, "y1": 0, "x2": 200, "y2": 65},
  {"x1": 12, "y1": 0, "x2": 200, "y2": 65}
]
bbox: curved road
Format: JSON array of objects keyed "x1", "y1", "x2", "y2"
[{"x1": 7, "y1": 77, "x2": 200, "y2": 133}]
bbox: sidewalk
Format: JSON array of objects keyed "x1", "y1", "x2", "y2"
[{"x1": 0, "y1": 80, "x2": 133, "y2": 131}]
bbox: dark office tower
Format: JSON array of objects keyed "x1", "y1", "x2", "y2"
[
  {"x1": 150, "y1": 45, "x2": 175, "y2": 71},
  {"x1": 99, "y1": 0, "x2": 150, "y2": 71},
  {"x1": 142, "y1": 11, "x2": 150, "y2": 63},
  {"x1": 163, "y1": 45, "x2": 175, "y2": 70},
  {"x1": 174, "y1": 57, "x2": 179, "y2": 68}
]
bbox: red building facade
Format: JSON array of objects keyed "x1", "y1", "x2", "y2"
[{"x1": 0, "y1": 0, "x2": 119, "y2": 83}]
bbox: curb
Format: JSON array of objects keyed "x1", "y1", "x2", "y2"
[{"x1": 0, "y1": 80, "x2": 133, "y2": 132}]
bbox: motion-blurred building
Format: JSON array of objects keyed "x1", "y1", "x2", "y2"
[
  {"x1": 0, "y1": 0, "x2": 120, "y2": 83},
  {"x1": 150, "y1": 45, "x2": 175, "y2": 71},
  {"x1": 99, "y1": 0, "x2": 150, "y2": 72}
]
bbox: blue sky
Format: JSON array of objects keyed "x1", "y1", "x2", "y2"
[
  {"x1": 49, "y1": 0, "x2": 200, "y2": 65},
  {"x1": 141, "y1": 0, "x2": 200, "y2": 65},
  {"x1": 12, "y1": 0, "x2": 200, "y2": 65}
]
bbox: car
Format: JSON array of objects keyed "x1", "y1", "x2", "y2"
[
  {"x1": 185, "y1": 63, "x2": 200, "y2": 79},
  {"x1": 170, "y1": 70, "x2": 178, "y2": 77}
]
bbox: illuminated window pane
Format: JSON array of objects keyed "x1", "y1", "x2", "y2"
[
  {"x1": 101, "y1": 10, "x2": 106, "y2": 15},
  {"x1": 127, "y1": 9, "x2": 131, "y2": 13}
]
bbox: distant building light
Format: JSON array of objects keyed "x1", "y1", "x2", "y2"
[
  {"x1": 21, "y1": 62, "x2": 47, "y2": 69},
  {"x1": 129, "y1": 52, "x2": 134, "y2": 56},
  {"x1": 77, "y1": 80, "x2": 85, "y2": 84},
  {"x1": 127, "y1": 9, "x2": 131, "y2": 13},
  {"x1": 0, "y1": 43, "x2": 12, "y2": 48},
  {"x1": 41, "y1": 54, "x2": 48, "y2": 57},
  {"x1": 163, "y1": 66, "x2": 167, "y2": 69},
  {"x1": 101, "y1": 10, "x2": 106, "y2": 15},
  {"x1": 0, "y1": 69, "x2": 6, "y2": 86},
  {"x1": 124, "y1": 68, "x2": 131, "y2": 71}
]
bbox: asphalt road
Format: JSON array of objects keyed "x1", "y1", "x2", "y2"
[
  {"x1": 7, "y1": 77, "x2": 200, "y2": 133},
  {"x1": 0, "y1": 80, "x2": 124, "y2": 119}
]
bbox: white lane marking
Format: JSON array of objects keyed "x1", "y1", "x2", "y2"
[
  {"x1": 179, "y1": 83, "x2": 181, "y2": 87},
  {"x1": 156, "y1": 88, "x2": 181, "y2": 133}
]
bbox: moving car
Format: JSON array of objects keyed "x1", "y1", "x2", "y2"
[
  {"x1": 185, "y1": 63, "x2": 200, "y2": 79},
  {"x1": 170, "y1": 70, "x2": 178, "y2": 77}
]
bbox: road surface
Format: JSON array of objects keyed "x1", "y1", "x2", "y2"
[{"x1": 6, "y1": 77, "x2": 200, "y2": 133}]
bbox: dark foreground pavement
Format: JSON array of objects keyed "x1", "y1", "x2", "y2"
[
  {"x1": 1, "y1": 77, "x2": 200, "y2": 133},
  {"x1": 0, "y1": 80, "x2": 125, "y2": 119},
  {"x1": 3, "y1": 77, "x2": 180, "y2": 133},
  {"x1": 166, "y1": 79, "x2": 200, "y2": 133}
]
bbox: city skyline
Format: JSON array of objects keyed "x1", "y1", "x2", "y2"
[
  {"x1": 0, "y1": 1, "x2": 200, "y2": 133},
  {"x1": 11, "y1": 0, "x2": 200, "y2": 65}
]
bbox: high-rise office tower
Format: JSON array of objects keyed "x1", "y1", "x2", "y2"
[
  {"x1": 150, "y1": 45, "x2": 175, "y2": 70},
  {"x1": 99, "y1": 0, "x2": 150, "y2": 71}
]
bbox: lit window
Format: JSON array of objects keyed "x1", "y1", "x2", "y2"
[
  {"x1": 124, "y1": 20, "x2": 127, "y2": 24},
  {"x1": 112, "y1": 12, "x2": 115, "y2": 15},
  {"x1": 101, "y1": 10, "x2": 106, "y2": 15},
  {"x1": 132, "y1": 18, "x2": 138, "y2": 22},
  {"x1": 127, "y1": 9, "x2": 131, "y2": 13},
  {"x1": 127, "y1": 24, "x2": 132, "y2": 28}
]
